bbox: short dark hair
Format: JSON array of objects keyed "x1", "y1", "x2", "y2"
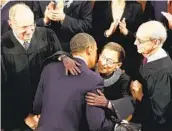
[
  {"x1": 102, "y1": 42, "x2": 125, "y2": 62},
  {"x1": 70, "y1": 33, "x2": 96, "y2": 53}
]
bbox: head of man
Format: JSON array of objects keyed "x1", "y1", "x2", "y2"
[
  {"x1": 134, "y1": 21, "x2": 167, "y2": 57},
  {"x1": 97, "y1": 42, "x2": 125, "y2": 76},
  {"x1": 8, "y1": 3, "x2": 35, "y2": 42},
  {"x1": 70, "y1": 33, "x2": 97, "y2": 69}
]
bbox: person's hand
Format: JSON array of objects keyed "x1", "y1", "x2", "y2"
[
  {"x1": 49, "y1": 9, "x2": 66, "y2": 22},
  {"x1": 161, "y1": 11, "x2": 172, "y2": 29},
  {"x1": 104, "y1": 21, "x2": 118, "y2": 37},
  {"x1": 130, "y1": 80, "x2": 143, "y2": 101},
  {"x1": 44, "y1": 2, "x2": 55, "y2": 24},
  {"x1": 62, "y1": 56, "x2": 81, "y2": 75},
  {"x1": 85, "y1": 89, "x2": 109, "y2": 107},
  {"x1": 119, "y1": 18, "x2": 129, "y2": 36},
  {"x1": 24, "y1": 114, "x2": 39, "y2": 130}
]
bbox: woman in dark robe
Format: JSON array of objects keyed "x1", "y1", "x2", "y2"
[{"x1": 86, "y1": 42, "x2": 132, "y2": 121}]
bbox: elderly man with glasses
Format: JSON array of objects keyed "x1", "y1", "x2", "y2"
[
  {"x1": 1, "y1": 3, "x2": 80, "y2": 131},
  {"x1": 130, "y1": 21, "x2": 172, "y2": 131}
]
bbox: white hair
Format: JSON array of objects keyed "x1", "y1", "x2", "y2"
[
  {"x1": 9, "y1": 3, "x2": 33, "y2": 22},
  {"x1": 137, "y1": 20, "x2": 167, "y2": 46}
]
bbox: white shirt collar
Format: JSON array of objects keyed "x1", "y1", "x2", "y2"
[
  {"x1": 147, "y1": 48, "x2": 167, "y2": 63},
  {"x1": 73, "y1": 56, "x2": 88, "y2": 65},
  {"x1": 12, "y1": 30, "x2": 31, "y2": 47}
]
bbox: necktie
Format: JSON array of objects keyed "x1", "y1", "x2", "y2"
[
  {"x1": 143, "y1": 57, "x2": 148, "y2": 65},
  {"x1": 23, "y1": 41, "x2": 30, "y2": 50}
]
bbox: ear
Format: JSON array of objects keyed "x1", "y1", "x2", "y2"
[
  {"x1": 8, "y1": 20, "x2": 13, "y2": 28},
  {"x1": 152, "y1": 39, "x2": 161, "y2": 48},
  {"x1": 86, "y1": 45, "x2": 93, "y2": 55},
  {"x1": 116, "y1": 62, "x2": 122, "y2": 69}
]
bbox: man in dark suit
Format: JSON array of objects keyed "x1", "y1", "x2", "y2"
[
  {"x1": 33, "y1": 33, "x2": 113, "y2": 131},
  {"x1": 33, "y1": 1, "x2": 92, "y2": 52}
]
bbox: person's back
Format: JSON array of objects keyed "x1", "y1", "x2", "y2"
[{"x1": 33, "y1": 33, "x2": 113, "y2": 131}]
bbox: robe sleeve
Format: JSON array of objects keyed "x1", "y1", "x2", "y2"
[
  {"x1": 120, "y1": 74, "x2": 130, "y2": 97},
  {"x1": 33, "y1": 69, "x2": 44, "y2": 115},
  {"x1": 1, "y1": 54, "x2": 7, "y2": 91},
  {"x1": 140, "y1": 72, "x2": 172, "y2": 123},
  {"x1": 47, "y1": 28, "x2": 63, "y2": 52}
]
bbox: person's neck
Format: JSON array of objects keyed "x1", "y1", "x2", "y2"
[
  {"x1": 72, "y1": 53, "x2": 88, "y2": 66},
  {"x1": 143, "y1": 47, "x2": 161, "y2": 58}
]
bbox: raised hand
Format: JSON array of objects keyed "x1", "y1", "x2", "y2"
[
  {"x1": 104, "y1": 20, "x2": 119, "y2": 37},
  {"x1": 119, "y1": 18, "x2": 129, "y2": 36}
]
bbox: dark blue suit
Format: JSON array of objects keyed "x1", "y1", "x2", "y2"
[{"x1": 33, "y1": 58, "x2": 113, "y2": 131}]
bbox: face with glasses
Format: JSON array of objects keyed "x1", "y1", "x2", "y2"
[
  {"x1": 134, "y1": 36, "x2": 158, "y2": 56},
  {"x1": 9, "y1": 9, "x2": 35, "y2": 41},
  {"x1": 97, "y1": 49, "x2": 122, "y2": 76}
]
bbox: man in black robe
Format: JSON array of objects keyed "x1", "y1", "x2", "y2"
[
  {"x1": 130, "y1": 21, "x2": 172, "y2": 131},
  {"x1": 1, "y1": 3, "x2": 80, "y2": 131}
]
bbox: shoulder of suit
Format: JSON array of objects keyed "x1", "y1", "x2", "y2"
[
  {"x1": 83, "y1": 68, "x2": 103, "y2": 83},
  {"x1": 126, "y1": 1, "x2": 142, "y2": 8},
  {"x1": 42, "y1": 62, "x2": 61, "y2": 72},
  {"x1": 35, "y1": 27, "x2": 53, "y2": 33},
  {"x1": 34, "y1": 27, "x2": 56, "y2": 39},
  {"x1": 1, "y1": 30, "x2": 13, "y2": 46},
  {"x1": 119, "y1": 72, "x2": 131, "y2": 82}
]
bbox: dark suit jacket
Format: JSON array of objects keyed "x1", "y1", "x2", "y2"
[
  {"x1": 33, "y1": 58, "x2": 113, "y2": 131},
  {"x1": 33, "y1": 1, "x2": 92, "y2": 52}
]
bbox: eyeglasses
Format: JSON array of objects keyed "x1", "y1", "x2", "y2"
[
  {"x1": 99, "y1": 55, "x2": 119, "y2": 65},
  {"x1": 135, "y1": 38, "x2": 151, "y2": 45}
]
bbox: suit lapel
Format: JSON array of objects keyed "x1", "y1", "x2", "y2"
[{"x1": 121, "y1": 3, "x2": 132, "y2": 21}]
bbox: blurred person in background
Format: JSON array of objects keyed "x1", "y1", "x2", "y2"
[{"x1": 33, "y1": 0, "x2": 92, "y2": 52}]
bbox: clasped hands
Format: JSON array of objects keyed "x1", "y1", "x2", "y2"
[
  {"x1": 105, "y1": 18, "x2": 129, "y2": 37},
  {"x1": 44, "y1": 1, "x2": 65, "y2": 24},
  {"x1": 130, "y1": 80, "x2": 144, "y2": 102},
  {"x1": 24, "y1": 114, "x2": 40, "y2": 130}
]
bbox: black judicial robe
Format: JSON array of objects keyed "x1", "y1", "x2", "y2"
[
  {"x1": 1, "y1": 27, "x2": 62, "y2": 129},
  {"x1": 133, "y1": 56, "x2": 172, "y2": 131},
  {"x1": 103, "y1": 73, "x2": 130, "y2": 100}
]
